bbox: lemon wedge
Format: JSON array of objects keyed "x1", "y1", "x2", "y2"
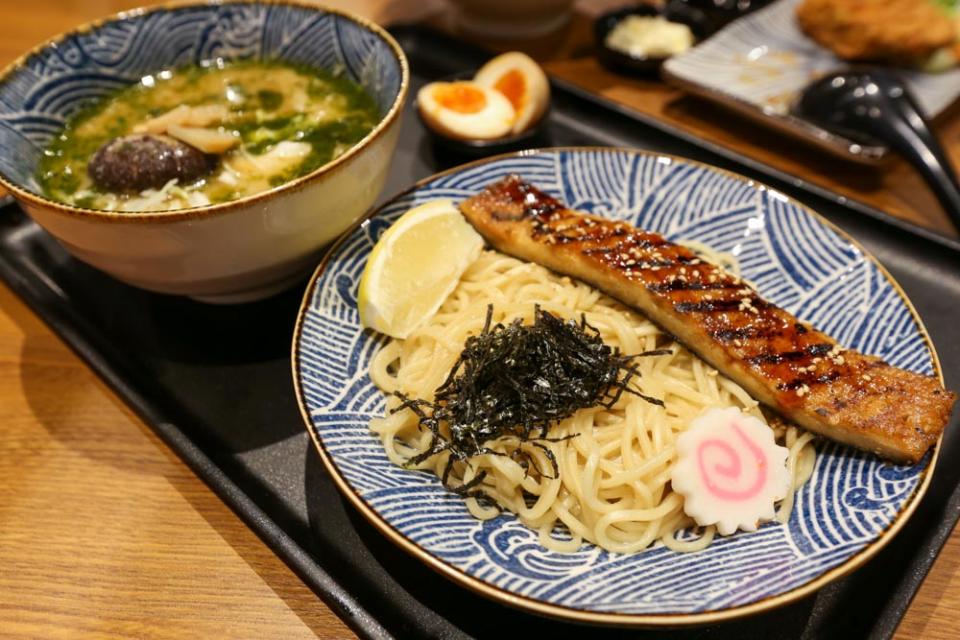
[{"x1": 358, "y1": 199, "x2": 484, "y2": 339}]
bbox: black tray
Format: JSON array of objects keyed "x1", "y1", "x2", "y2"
[{"x1": 2, "y1": 25, "x2": 959, "y2": 640}]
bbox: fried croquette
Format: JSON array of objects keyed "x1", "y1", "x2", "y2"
[{"x1": 797, "y1": 0, "x2": 957, "y2": 66}]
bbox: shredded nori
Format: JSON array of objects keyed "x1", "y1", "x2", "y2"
[{"x1": 392, "y1": 305, "x2": 670, "y2": 500}]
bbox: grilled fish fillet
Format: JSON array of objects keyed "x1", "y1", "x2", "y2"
[{"x1": 459, "y1": 176, "x2": 955, "y2": 463}]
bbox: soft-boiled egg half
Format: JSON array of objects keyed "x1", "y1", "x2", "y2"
[
  {"x1": 417, "y1": 81, "x2": 515, "y2": 140},
  {"x1": 474, "y1": 52, "x2": 550, "y2": 135}
]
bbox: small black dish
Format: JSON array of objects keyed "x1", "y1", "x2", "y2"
[
  {"x1": 415, "y1": 71, "x2": 550, "y2": 159},
  {"x1": 594, "y1": 3, "x2": 710, "y2": 76},
  {"x1": 672, "y1": 0, "x2": 775, "y2": 34}
]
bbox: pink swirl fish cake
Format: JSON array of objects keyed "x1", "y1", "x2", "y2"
[{"x1": 671, "y1": 407, "x2": 791, "y2": 536}]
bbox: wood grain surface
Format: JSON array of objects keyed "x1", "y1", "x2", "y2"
[{"x1": 0, "y1": 1, "x2": 957, "y2": 639}]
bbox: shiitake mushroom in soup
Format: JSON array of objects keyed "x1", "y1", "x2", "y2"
[{"x1": 38, "y1": 60, "x2": 380, "y2": 212}]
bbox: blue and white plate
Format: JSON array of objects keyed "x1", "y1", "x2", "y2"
[{"x1": 292, "y1": 148, "x2": 942, "y2": 625}]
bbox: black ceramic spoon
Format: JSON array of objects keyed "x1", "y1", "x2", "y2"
[{"x1": 795, "y1": 69, "x2": 960, "y2": 234}]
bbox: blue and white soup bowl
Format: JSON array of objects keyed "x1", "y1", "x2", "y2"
[{"x1": 0, "y1": 1, "x2": 408, "y2": 303}]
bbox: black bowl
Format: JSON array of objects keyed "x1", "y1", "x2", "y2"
[
  {"x1": 415, "y1": 71, "x2": 550, "y2": 159},
  {"x1": 594, "y1": 3, "x2": 710, "y2": 76},
  {"x1": 673, "y1": 0, "x2": 775, "y2": 34}
]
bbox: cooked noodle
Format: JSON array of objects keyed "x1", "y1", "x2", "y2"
[{"x1": 370, "y1": 250, "x2": 817, "y2": 554}]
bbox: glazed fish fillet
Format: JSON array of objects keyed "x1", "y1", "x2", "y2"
[{"x1": 459, "y1": 176, "x2": 955, "y2": 463}]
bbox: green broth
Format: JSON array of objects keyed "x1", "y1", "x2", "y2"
[{"x1": 38, "y1": 60, "x2": 380, "y2": 211}]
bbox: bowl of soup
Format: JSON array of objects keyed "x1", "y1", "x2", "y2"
[{"x1": 0, "y1": 1, "x2": 408, "y2": 303}]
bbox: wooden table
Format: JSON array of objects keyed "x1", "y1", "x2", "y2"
[{"x1": 0, "y1": 2, "x2": 958, "y2": 638}]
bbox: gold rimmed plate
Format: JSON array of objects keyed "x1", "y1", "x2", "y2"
[{"x1": 292, "y1": 147, "x2": 943, "y2": 625}]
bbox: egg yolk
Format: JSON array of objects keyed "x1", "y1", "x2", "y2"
[
  {"x1": 434, "y1": 83, "x2": 488, "y2": 114},
  {"x1": 494, "y1": 70, "x2": 527, "y2": 111}
]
